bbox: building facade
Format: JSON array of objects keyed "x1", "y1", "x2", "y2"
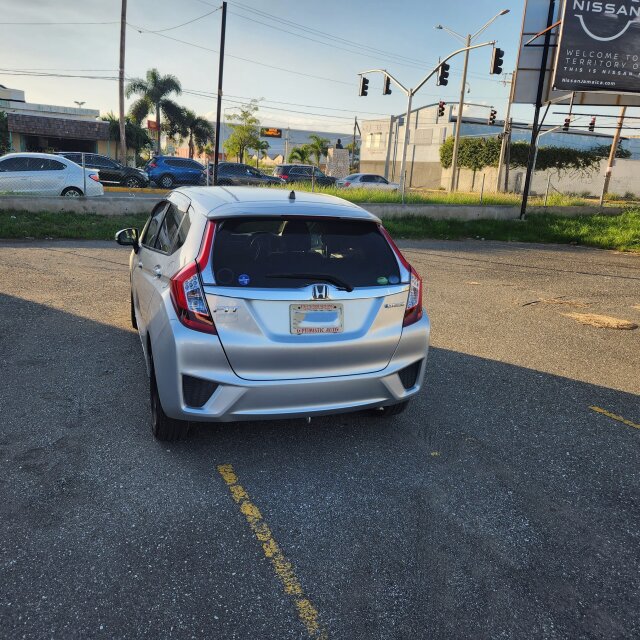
[{"x1": 0, "y1": 86, "x2": 117, "y2": 158}]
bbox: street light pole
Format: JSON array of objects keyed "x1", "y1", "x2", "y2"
[
  {"x1": 398, "y1": 93, "x2": 413, "y2": 201},
  {"x1": 436, "y1": 10, "x2": 510, "y2": 193},
  {"x1": 449, "y1": 33, "x2": 470, "y2": 192},
  {"x1": 495, "y1": 71, "x2": 515, "y2": 192}
]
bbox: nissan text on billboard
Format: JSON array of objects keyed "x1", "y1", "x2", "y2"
[{"x1": 554, "y1": 0, "x2": 640, "y2": 93}]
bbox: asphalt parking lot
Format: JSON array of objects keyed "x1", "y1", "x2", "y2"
[{"x1": 1, "y1": 238, "x2": 639, "y2": 639}]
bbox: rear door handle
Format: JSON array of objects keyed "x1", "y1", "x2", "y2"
[{"x1": 153, "y1": 265, "x2": 162, "y2": 278}]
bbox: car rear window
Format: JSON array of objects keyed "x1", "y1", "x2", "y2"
[{"x1": 211, "y1": 217, "x2": 401, "y2": 289}]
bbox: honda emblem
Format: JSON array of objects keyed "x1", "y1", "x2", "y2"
[{"x1": 312, "y1": 284, "x2": 329, "y2": 300}]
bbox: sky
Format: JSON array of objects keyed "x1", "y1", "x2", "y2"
[{"x1": 0, "y1": 0, "x2": 636, "y2": 136}]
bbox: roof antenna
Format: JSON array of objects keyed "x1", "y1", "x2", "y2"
[{"x1": 289, "y1": 190, "x2": 295, "y2": 200}]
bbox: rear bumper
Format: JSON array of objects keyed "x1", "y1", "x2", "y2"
[{"x1": 150, "y1": 299, "x2": 430, "y2": 423}]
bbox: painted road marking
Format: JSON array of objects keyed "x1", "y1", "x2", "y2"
[
  {"x1": 217, "y1": 464, "x2": 328, "y2": 640},
  {"x1": 590, "y1": 406, "x2": 640, "y2": 431}
]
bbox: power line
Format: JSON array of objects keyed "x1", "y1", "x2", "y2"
[
  {"x1": 127, "y1": 22, "x2": 353, "y2": 86},
  {"x1": 229, "y1": 1, "x2": 430, "y2": 68},
  {"x1": 227, "y1": 9, "x2": 427, "y2": 72},
  {"x1": 0, "y1": 21, "x2": 118, "y2": 25},
  {"x1": 144, "y1": 7, "x2": 221, "y2": 33}
]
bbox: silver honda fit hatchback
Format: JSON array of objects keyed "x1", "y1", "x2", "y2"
[{"x1": 116, "y1": 187, "x2": 430, "y2": 441}]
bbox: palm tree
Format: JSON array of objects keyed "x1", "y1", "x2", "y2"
[
  {"x1": 307, "y1": 134, "x2": 330, "y2": 167},
  {"x1": 253, "y1": 140, "x2": 270, "y2": 167},
  {"x1": 101, "y1": 112, "x2": 153, "y2": 163},
  {"x1": 288, "y1": 145, "x2": 311, "y2": 164},
  {"x1": 125, "y1": 68, "x2": 182, "y2": 152},
  {"x1": 179, "y1": 109, "x2": 215, "y2": 159}
]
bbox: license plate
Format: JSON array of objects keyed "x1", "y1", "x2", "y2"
[{"x1": 290, "y1": 303, "x2": 344, "y2": 335}]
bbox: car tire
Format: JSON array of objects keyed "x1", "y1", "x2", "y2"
[
  {"x1": 124, "y1": 176, "x2": 142, "y2": 189},
  {"x1": 149, "y1": 352, "x2": 187, "y2": 442},
  {"x1": 130, "y1": 291, "x2": 138, "y2": 330},
  {"x1": 62, "y1": 187, "x2": 83, "y2": 197},
  {"x1": 159, "y1": 174, "x2": 174, "y2": 189},
  {"x1": 371, "y1": 401, "x2": 409, "y2": 417}
]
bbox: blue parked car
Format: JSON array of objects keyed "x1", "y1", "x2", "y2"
[{"x1": 145, "y1": 156, "x2": 206, "y2": 189}]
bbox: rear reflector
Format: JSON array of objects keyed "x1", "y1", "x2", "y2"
[
  {"x1": 398, "y1": 360, "x2": 422, "y2": 389},
  {"x1": 182, "y1": 375, "x2": 218, "y2": 408}
]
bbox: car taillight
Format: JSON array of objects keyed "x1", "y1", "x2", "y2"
[
  {"x1": 149, "y1": 162, "x2": 158, "y2": 168},
  {"x1": 403, "y1": 267, "x2": 423, "y2": 327},
  {"x1": 343, "y1": 181, "x2": 351, "y2": 187},
  {"x1": 378, "y1": 224, "x2": 424, "y2": 327},
  {"x1": 280, "y1": 174, "x2": 288, "y2": 180},
  {"x1": 169, "y1": 222, "x2": 217, "y2": 334},
  {"x1": 89, "y1": 173, "x2": 100, "y2": 182}
]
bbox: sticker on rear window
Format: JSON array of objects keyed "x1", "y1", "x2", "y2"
[
  {"x1": 238, "y1": 274, "x2": 251, "y2": 286},
  {"x1": 377, "y1": 276, "x2": 389, "y2": 285},
  {"x1": 389, "y1": 275, "x2": 400, "y2": 285}
]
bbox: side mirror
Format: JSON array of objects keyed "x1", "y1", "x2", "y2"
[{"x1": 115, "y1": 228, "x2": 139, "y2": 253}]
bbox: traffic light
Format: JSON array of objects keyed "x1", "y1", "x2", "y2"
[
  {"x1": 490, "y1": 47, "x2": 505, "y2": 75},
  {"x1": 438, "y1": 101, "x2": 446, "y2": 118},
  {"x1": 359, "y1": 76, "x2": 369, "y2": 97},
  {"x1": 563, "y1": 117, "x2": 571, "y2": 132},
  {"x1": 589, "y1": 116, "x2": 596, "y2": 132},
  {"x1": 488, "y1": 109, "x2": 497, "y2": 125},
  {"x1": 437, "y1": 63, "x2": 450, "y2": 87},
  {"x1": 383, "y1": 75, "x2": 392, "y2": 96}
]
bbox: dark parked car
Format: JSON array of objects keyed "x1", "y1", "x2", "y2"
[
  {"x1": 208, "y1": 162, "x2": 285, "y2": 186},
  {"x1": 145, "y1": 156, "x2": 206, "y2": 189},
  {"x1": 273, "y1": 164, "x2": 336, "y2": 186},
  {"x1": 58, "y1": 152, "x2": 149, "y2": 188}
]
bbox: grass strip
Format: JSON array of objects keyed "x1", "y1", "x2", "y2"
[
  {"x1": 383, "y1": 211, "x2": 640, "y2": 253},
  {"x1": 0, "y1": 209, "x2": 638, "y2": 253},
  {"x1": 0, "y1": 211, "x2": 149, "y2": 240}
]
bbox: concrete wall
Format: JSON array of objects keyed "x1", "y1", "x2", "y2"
[
  {"x1": 0, "y1": 196, "x2": 624, "y2": 220},
  {"x1": 441, "y1": 159, "x2": 640, "y2": 197}
]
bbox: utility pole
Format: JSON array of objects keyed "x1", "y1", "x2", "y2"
[
  {"x1": 118, "y1": 0, "x2": 127, "y2": 166},
  {"x1": 450, "y1": 34, "x2": 471, "y2": 192},
  {"x1": 352, "y1": 116, "x2": 357, "y2": 171},
  {"x1": 284, "y1": 127, "x2": 290, "y2": 162},
  {"x1": 213, "y1": 1, "x2": 227, "y2": 186},
  {"x1": 495, "y1": 71, "x2": 515, "y2": 192},
  {"x1": 600, "y1": 106, "x2": 626, "y2": 206}
]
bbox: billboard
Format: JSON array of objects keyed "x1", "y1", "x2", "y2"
[
  {"x1": 260, "y1": 127, "x2": 282, "y2": 138},
  {"x1": 553, "y1": 0, "x2": 640, "y2": 93},
  {"x1": 513, "y1": 0, "x2": 640, "y2": 106}
]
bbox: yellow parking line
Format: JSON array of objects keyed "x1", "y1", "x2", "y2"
[
  {"x1": 589, "y1": 406, "x2": 640, "y2": 431},
  {"x1": 217, "y1": 464, "x2": 328, "y2": 640}
]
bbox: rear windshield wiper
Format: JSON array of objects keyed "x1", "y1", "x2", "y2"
[{"x1": 266, "y1": 273, "x2": 354, "y2": 292}]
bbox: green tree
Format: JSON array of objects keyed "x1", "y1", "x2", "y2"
[
  {"x1": 307, "y1": 134, "x2": 330, "y2": 166},
  {"x1": 101, "y1": 112, "x2": 153, "y2": 162},
  {"x1": 0, "y1": 111, "x2": 9, "y2": 154},
  {"x1": 288, "y1": 145, "x2": 312, "y2": 163},
  {"x1": 223, "y1": 101, "x2": 260, "y2": 163},
  {"x1": 125, "y1": 68, "x2": 182, "y2": 153}
]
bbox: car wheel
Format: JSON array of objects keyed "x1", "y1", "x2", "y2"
[
  {"x1": 159, "y1": 174, "x2": 174, "y2": 189},
  {"x1": 149, "y1": 351, "x2": 187, "y2": 442},
  {"x1": 62, "y1": 187, "x2": 83, "y2": 197},
  {"x1": 130, "y1": 291, "x2": 138, "y2": 330},
  {"x1": 370, "y1": 401, "x2": 409, "y2": 417},
  {"x1": 124, "y1": 176, "x2": 142, "y2": 189}
]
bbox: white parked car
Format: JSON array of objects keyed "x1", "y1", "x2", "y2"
[
  {"x1": 336, "y1": 173, "x2": 399, "y2": 190},
  {"x1": 0, "y1": 152, "x2": 104, "y2": 197}
]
